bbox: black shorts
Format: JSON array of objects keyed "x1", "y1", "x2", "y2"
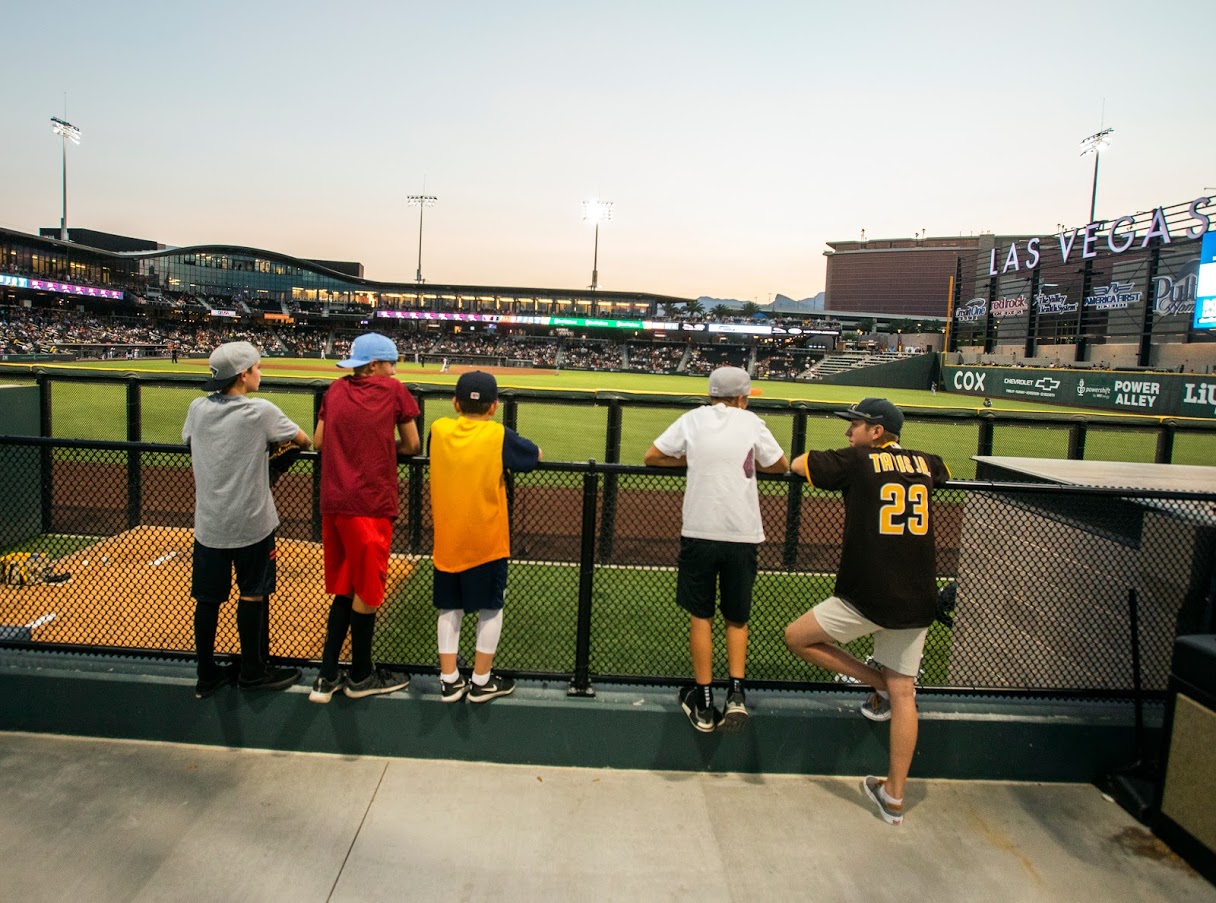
[
  {"x1": 433, "y1": 558, "x2": 508, "y2": 613},
  {"x1": 675, "y1": 537, "x2": 758, "y2": 623},
  {"x1": 191, "y1": 533, "x2": 277, "y2": 604}
]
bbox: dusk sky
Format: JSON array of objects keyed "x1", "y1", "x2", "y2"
[{"x1": 3, "y1": 1, "x2": 1213, "y2": 302}]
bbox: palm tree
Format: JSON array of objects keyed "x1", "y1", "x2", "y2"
[
  {"x1": 740, "y1": 301, "x2": 764, "y2": 318},
  {"x1": 658, "y1": 301, "x2": 678, "y2": 320},
  {"x1": 684, "y1": 299, "x2": 704, "y2": 317},
  {"x1": 710, "y1": 304, "x2": 733, "y2": 320}
]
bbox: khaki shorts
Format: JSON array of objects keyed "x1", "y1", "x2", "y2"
[{"x1": 812, "y1": 596, "x2": 927, "y2": 677}]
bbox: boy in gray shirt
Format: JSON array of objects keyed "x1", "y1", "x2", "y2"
[{"x1": 183, "y1": 341, "x2": 311, "y2": 698}]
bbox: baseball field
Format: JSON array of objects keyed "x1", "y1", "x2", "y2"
[{"x1": 0, "y1": 357, "x2": 1208, "y2": 685}]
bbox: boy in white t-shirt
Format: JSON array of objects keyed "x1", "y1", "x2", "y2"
[{"x1": 644, "y1": 367, "x2": 788, "y2": 733}]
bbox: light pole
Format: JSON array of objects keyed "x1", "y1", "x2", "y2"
[
  {"x1": 50, "y1": 116, "x2": 81, "y2": 241},
  {"x1": 406, "y1": 193, "x2": 437, "y2": 283},
  {"x1": 583, "y1": 199, "x2": 612, "y2": 290},
  {"x1": 1080, "y1": 127, "x2": 1113, "y2": 224}
]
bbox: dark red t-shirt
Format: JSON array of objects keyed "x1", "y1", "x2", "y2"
[{"x1": 318, "y1": 375, "x2": 420, "y2": 518}]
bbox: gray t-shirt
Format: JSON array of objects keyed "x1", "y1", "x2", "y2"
[{"x1": 182, "y1": 394, "x2": 300, "y2": 549}]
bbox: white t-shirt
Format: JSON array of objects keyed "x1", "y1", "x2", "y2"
[{"x1": 652, "y1": 403, "x2": 785, "y2": 543}]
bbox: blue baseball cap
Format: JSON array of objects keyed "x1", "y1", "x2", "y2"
[{"x1": 338, "y1": 332, "x2": 399, "y2": 369}]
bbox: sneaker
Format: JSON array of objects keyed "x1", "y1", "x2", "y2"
[
  {"x1": 308, "y1": 672, "x2": 348, "y2": 704},
  {"x1": 344, "y1": 667, "x2": 410, "y2": 699},
  {"x1": 861, "y1": 775, "x2": 904, "y2": 825},
  {"x1": 467, "y1": 672, "x2": 515, "y2": 703},
  {"x1": 440, "y1": 674, "x2": 470, "y2": 703},
  {"x1": 194, "y1": 663, "x2": 237, "y2": 699},
  {"x1": 860, "y1": 692, "x2": 892, "y2": 722},
  {"x1": 719, "y1": 689, "x2": 749, "y2": 733},
  {"x1": 238, "y1": 666, "x2": 302, "y2": 692},
  {"x1": 678, "y1": 685, "x2": 721, "y2": 734}
]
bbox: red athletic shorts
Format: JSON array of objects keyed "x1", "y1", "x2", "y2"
[{"x1": 322, "y1": 514, "x2": 394, "y2": 607}]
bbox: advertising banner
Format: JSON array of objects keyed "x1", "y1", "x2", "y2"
[{"x1": 942, "y1": 365, "x2": 1215, "y2": 419}]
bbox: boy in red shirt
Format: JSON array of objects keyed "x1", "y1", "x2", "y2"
[{"x1": 309, "y1": 333, "x2": 421, "y2": 702}]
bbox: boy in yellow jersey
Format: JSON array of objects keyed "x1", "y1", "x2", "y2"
[{"x1": 428, "y1": 371, "x2": 542, "y2": 702}]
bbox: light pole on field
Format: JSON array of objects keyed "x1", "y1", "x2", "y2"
[
  {"x1": 583, "y1": 199, "x2": 612, "y2": 290},
  {"x1": 1080, "y1": 127, "x2": 1113, "y2": 224},
  {"x1": 407, "y1": 193, "x2": 437, "y2": 283},
  {"x1": 50, "y1": 116, "x2": 81, "y2": 241}
]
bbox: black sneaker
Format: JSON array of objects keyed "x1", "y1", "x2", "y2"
[
  {"x1": 719, "y1": 688, "x2": 749, "y2": 733},
  {"x1": 344, "y1": 667, "x2": 410, "y2": 699},
  {"x1": 308, "y1": 672, "x2": 348, "y2": 704},
  {"x1": 440, "y1": 674, "x2": 470, "y2": 703},
  {"x1": 678, "y1": 685, "x2": 721, "y2": 734},
  {"x1": 467, "y1": 672, "x2": 515, "y2": 703},
  {"x1": 195, "y1": 663, "x2": 237, "y2": 699},
  {"x1": 238, "y1": 666, "x2": 302, "y2": 692}
]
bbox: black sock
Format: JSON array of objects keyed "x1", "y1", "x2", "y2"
[
  {"x1": 349, "y1": 610, "x2": 376, "y2": 683},
  {"x1": 236, "y1": 599, "x2": 266, "y2": 680},
  {"x1": 193, "y1": 602, "x2": 221, "y2": 679},
  {"x1": 261, "y1": 595, "x2": 272, "y2": 665},
  {"x1": 730, "y1": 677, "x2": 744, "y2": 695},
  {"x1": 697, "y1": 682, "x2": 713, "y2": 711},
  {"x1": 320, "y1": 595, "x2": 353, "y2": 681}
]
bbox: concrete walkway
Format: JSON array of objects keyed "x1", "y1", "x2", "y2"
[{"x1": 0, "y1": 732, "x2": 1210, "y2": 903}]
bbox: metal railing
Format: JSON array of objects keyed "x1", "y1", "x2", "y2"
[{"x1": 1, "y1": 434, "x2": 1212, "y2": 699}]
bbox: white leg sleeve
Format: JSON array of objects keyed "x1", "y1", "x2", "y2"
[
  {"x1": 437, "y1": 609, "x2": 463, "y2": 655},
  {"x1": 475, "y1": 608, "x2": 504, "y2": 655}
]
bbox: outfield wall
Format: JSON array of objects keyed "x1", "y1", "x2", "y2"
[{"x1": 942, "y1": 364, "x2": 1216, "y2": 419}]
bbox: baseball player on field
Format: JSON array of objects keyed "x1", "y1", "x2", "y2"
[{"x1": 784, "y1": 397, "x2": 950, "y2": 825}]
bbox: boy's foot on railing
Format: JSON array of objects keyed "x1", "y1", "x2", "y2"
[
  {"x1": 467, "y1": 672, "x2": 514, "y2": 703},
  {"x1": 344, "y1": 667, "x2": 410, "y2": 699},
  {"x1": 308, "y1": 672, "x2": 348, "y2": 704}
]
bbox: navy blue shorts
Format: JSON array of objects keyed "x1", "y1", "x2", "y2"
[
  {"x1": 191, "y1": 533, "x2": 277, "y2": 604},
  {"x1": 433, "y1": 558, "x2": 508, "y2": 613},
  {"x1": 675, "y1": 537, "x2": 758, "y2": 623}
]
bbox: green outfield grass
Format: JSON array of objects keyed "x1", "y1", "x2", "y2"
[
  {"x1": 370, "y1": 557, "x2": 953, "y2": 684},
  {"x1": 8, "y1": 356, "x2": 1211, "y2": 475}
]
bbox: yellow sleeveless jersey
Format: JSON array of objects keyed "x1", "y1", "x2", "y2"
[{"x1": 429, "y1": 417, "x2": 511, "y2": 572}]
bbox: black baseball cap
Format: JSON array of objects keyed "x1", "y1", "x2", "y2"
[
  {"x1": 834, "y1": 397, "x2": 904, "y2": 434},
  {"x1": 455, "y1": 370, "x2": 498, "y2": 404}
]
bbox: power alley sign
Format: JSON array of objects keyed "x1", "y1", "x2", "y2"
[{"x1": 943, "y1": 365, "x2": 1216, "y2": 418}]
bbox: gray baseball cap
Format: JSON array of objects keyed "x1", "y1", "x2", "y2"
[
  {"x1": 708, "y1": 366, "x2": 751, "y2": 398},
  {"x1": 203, "y1": 341, "x2": 260, "y2": 391}
]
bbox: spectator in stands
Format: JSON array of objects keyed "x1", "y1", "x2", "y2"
[{"x1": 644, "y1": 366, "x2": 788, "y2": 733}]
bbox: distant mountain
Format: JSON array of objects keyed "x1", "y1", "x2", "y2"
[{"x1": 694, "y1": 292, "x2": 825, "y2": 314}]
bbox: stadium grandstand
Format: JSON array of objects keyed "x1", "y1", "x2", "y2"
[{"x1": 825, "y1": 194, "x2": 1216, "y2": 373}]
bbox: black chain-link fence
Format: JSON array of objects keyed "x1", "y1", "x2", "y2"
[{"x1": 2, "y1": 434, "x2": 1212, "y2": 697}]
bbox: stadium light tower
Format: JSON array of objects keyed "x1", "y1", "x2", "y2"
[
  {"x1": 406, "y1": 193, "x2": 437, "y2": 283},
  {"x1": 1080, "y1": 127, "x2": 1113, "y2": 224},
  {"x1": 50, "y1": 116, "x2": 82, "y2": 241},
  {"x1": 583, "y1": 199, "x2": 613, "y2": 290}
]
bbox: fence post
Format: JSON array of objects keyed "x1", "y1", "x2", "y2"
[
  {"x1": 408, "y1": 458, "x2": 424, "y2": 554},
  {"x1": 1067, "y1": 423, "x2": 1087, "y2": 460},
  {"x1": 569, "y1": 462, "x2": 599, "y2": 697},
  {"x1": 597, "y1": 400, "x2": 622, "y2": 562},
  {"x1": 38, "y1": 376, "x2": 52, "y2": 531},
  {"x1": 309, "y1": 389, "x2": 324, "y2": 542},
  {"x1": 782, "y1": 411, "x2": 808, "y2": 569},
  {"x1": 1155, "y1": 422, "x2": 1175, "y2": 464},
  {"x1": 126, "y1": 378, "x2": 142, "y2": 529},
  {"x1": 977, "y1": 416, "x2": 995, "y2": 457}
]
